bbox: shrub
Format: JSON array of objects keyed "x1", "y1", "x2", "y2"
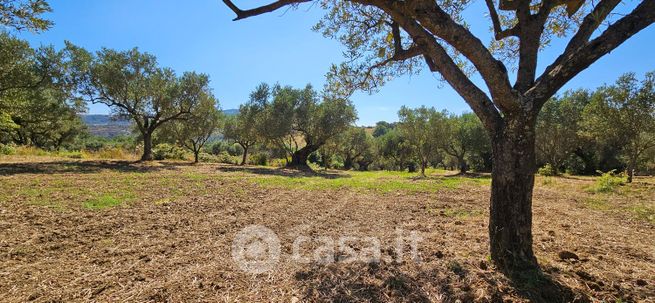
[
  {"x1": 538, "y1": 163, "x2": 557, "y2": 176},
  {"x1": 0, "y1": 144, "x2": 16, "y2": 155},
  {"x1": 152, "y1": 143, "x2": 187, "y2": 160},
  {"x1": 564, "y1": 154, "x2": 586, "y2": 175},
  {"x1": 590, "y1": 170, "x2": 627, "y2": 193},
  {"x1": 249, "y1": 152, "x2": 268, "y2": 166},
  {"x1": 209, "y1": 141, "x2": 243, "y2": 156},
  {"x1": 268, "y1": 158, "x2": 288, "y2": 168}
]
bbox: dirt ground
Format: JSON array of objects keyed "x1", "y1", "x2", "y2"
[{"x1": 0, "y1": 158, "x2": 653, "y2": 303}]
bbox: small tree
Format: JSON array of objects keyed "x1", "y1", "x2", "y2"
[
  {"x1": 338, "y1": 126, "x2": 375, "y2": 170},
  {"x1": 536, "y1": 90, "x2": 589, "y2": 174},
  {"x1": 158, "y1": 93, "x2": 222, "y2": 163},
  {"x1": 397, "y1": 106, "x2": 448, "y2": 176},
  {"x1": 70, "y1": 46, "x2": 209, "y2": 161},
  {"x1": 256, "y1": 83, "x2": 357, "y2": 168},
  {"x1": 581, "y1": 72, "x2": 655, "y2": 182},
  {"x1": 223, "y1": 86, "x2": 267, "y2": 165},
  {"x1": 442, "y1": 113, "x2": 489, "y2": 174}
]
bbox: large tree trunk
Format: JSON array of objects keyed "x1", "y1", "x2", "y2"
[
  {"x1": 240, "y1": 145, "x2": 249, "y2": 166},
  {"x1": 458, "y1": 157, "x2": 468, "y2": 174},
  {"x1": 194, "y1": 151, "x2": 200, "y2": 163},
  {"x1": 489, "y1": 115, "x2": 539, "y2": 273},
  {"x1": 343, "y1": 154, "x2": 354, "y2": 170},
  {"x1": 289, "y1": 145, "x2": 319, "y2": 168},
  {"x1": 141, "y1": 132, "x2": 154, "y2": 161}
]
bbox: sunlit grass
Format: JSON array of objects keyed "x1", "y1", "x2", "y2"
[{"x1": 253, "y1": 168, "x2": 491, "y2": 193}]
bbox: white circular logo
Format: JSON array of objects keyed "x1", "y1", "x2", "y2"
[{"x1": 231, "y1": 225, "x2": 281, "y2": 274}]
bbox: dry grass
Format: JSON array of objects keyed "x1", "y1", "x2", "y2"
[{"x1": 0, "y1": 157, "x2": 653, "y2": 303}]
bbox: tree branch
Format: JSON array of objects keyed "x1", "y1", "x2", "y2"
[
  {"x1": 563, "y1": 0, "x2": 621, "y2": 55},
  {"x1": 390, "y1": 16, "x2": 502, "y2": 132},
  {"x1": 529, "y1": 0, "x2": 655, "y2": 110},
  {"x1": 403, "y1": 1, "x2": 518, "y2": 112},
  {"x1": 485, "y1": 0, "x2": 520, "y2": 40},
  {"x1": 222, "y1": 0, "x2": 310, "y2": 21}
]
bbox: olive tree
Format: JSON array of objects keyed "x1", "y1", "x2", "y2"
[
  {"x1": 536, "y1": 89, "x2": 589, "y2": 174},
  {"x1": 255, "y1": 83, "x2": 357, "y2": 168},
  {"x1": 0, "y1": 33, "x2": 86, "y2": 149},
  {"x1": 222, "y1": 84, "x2": 269, "y2": 165},
  {"x1": 338, "y1": 126, "x2": 375, "y2": 170},
  {"x1": 397, "y1": 106, "x2": 448, "y2": 176},
  {"x1": 0, "y1": 0, "x2": 53, "y2": 32},
  {"x1": 442, "y1": 113, "x2": 489, "y2": 174},
  {"x1": 581, "y1": 72, "x2": 655, "y2": 182},
  {"x1": 221, "y1": 0, "x2": 655, "y2": 272},
  {"x1": 158, "y1": 93, "x2": 222, "y2": 163},
  {"x1": 69, "y1": 46, "x2": 209, "y2": 161}
]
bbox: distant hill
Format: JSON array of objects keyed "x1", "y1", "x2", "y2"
[
  {"x1": 81, "y1": 109, "x2": 239, "y2": 138},
  {"x1": 80, "y1": 114, "x2": 132, "y2": 138},
  {"x1": 223, "y1": 109, "x2": 239, "y2": 116}
]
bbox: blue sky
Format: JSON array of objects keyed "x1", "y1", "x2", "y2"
[{"x1": 17, "y1": 0, "x2": 655, "y2": 126}]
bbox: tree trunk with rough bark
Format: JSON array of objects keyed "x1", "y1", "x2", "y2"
[
  {"x1": 459, "y1": 158, "x2": 468, "y2": 174},
  {"x1": 141, "y1": 132, "x2": 154, "y2": 161},
  {"x1": 240, "y1": 144, "x2": 249, "y2": 166},
  {"x1": 489, "y1": 115, "x2": 539, "y2": 273},
  {"x1": 289, "y1": 145, "x2": 319, "y2": 168}
]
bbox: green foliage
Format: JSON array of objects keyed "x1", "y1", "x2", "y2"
[
  {"x1": 0, "y1": 143, "x2": 16, "y2": 155},
  {"x1": 0, "y1": 0, "x2": 53, "y2": 32},
  {"x1": 442, "y1": 112, "x2": 490, "y2": 173},
  {"x1": 397, "y1": 106, "x2": 449, "y2": 174},
  {"x1": 590, "y1": 170, "x2": 627, "y2": 193},
  {"x1": 198, "y1": 151, "x2": 239, "y2": 164},
  {"x1": 156, "y1": 90, "x2": 222, "y2": 162},
  {"x1": 241, "y1": 82, "x2": 357, "y2": 166},
  {"x1": 0, "y1": 33, "x2": 87, "y2": 150},
  {"x1": 563, "y1": 154, "x2": 586, "y2": 175},
  {"x1": 66, "y1": 45, "x2": 214, "y2": 160},
  {"x1": 249, "y1": 152, "x2": 269, "y2": 166},
  {"x1": 538, "y1": 163, "x2": 557, "y2": 176},
  {"x1": 333, "y1": 126, "x2": 376, "y2": 170},
  {"x1": 152, "y1": 143, "x2": 187, "y2": 160},
  {"x1": 209, "y1": 141, "x2": 243, "y2": 156},
  {"x1": 536, "y1": 90, "x2": 589, "y2": 174},
  {"x1": 581, "y1": 72, "x2": 655, "y2": 180}
]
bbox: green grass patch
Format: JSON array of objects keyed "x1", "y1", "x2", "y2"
[
  {"x1": 441, "y1": 208, "x2": 483, "y2": 219},
  {"x1": 253, "y1": 169, "x2": 490, "y2": 193},
  {"x1": 630, "y1": 204, "x2": 655, "y2": 223},
  {"x1": 584, "y1": 197, "x2": 611, "y2": 210},
  {"x1": 84, "y1": 194, "x2": 123, "y2": 209}
]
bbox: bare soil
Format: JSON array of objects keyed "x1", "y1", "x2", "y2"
[{"x1": 0, "y1": 159, "x2": 653, "y2": 302}]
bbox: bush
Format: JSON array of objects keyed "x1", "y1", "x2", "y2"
[
  {"x1": 538, "y1": 163, "x2": 557, "y2": 176},
  {"x1": 590, "y1": 170, "x2": 627, "y2": 193},
  {"x1": 249, "y1": 152, "x2": 268, "y2": 166},
  {"x1": 152, "y1": 143, "x2": 187, "y2": 160},
  {"x1": 0, "y1": 144, "x2": 16, "y2": 155},
  {"x1": 209, "y1": 141, "x2": 243, "y2": 156},
  {"x1": 564, "y1": 154, "x2": 586, "y2": 175}
]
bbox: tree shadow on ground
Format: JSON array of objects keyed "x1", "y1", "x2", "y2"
[
  {"x1": 500, "y1": 267, "x2": 590, "y2": 303},
  {"x1": 293, "y1": 261, "x2": 590, "y2": 302},
  {"x1": 443, "y1": 171, "x2": 491, "y2": 179},
  {"x1": 0, "y1": 160, "x2": 182, "y2": 176},
  {"x1": 216, "y1": 165, "x2": 350, "y2": 179},
  {"x1": 294, "y1": 262, "x2": 433, "y2": 302}
]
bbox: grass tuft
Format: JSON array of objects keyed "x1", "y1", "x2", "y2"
[{"x1": 84, "y1": 195, "x2": 122, "y2": 210}]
